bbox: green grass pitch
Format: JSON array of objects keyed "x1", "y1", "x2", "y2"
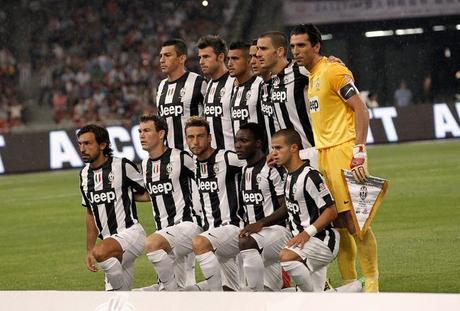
[{"x1": 0, "y1": 140, "x2": 459, "y2": 292}]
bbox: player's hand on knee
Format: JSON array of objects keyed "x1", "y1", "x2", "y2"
[
  {"x1": 287, "y1": 231, "x2": 310, "y2": 249},
  {"x1": 85, "y1": 253, "x2": 98, "y2": 272},
  {"x1": 240, "y1": 222, "x2": 263, "y2": 237},
  {"x1": 350, "y1": 144, "x2": 369, "y2": 183}
]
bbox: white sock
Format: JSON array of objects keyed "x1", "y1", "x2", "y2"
[
  {"x1": 264, "y1": 262, "x2": 283, "y2": 291},
  {"x1": 196, "y1": 251, "x2": 222, "y2": 291},
  {"x1": 147, "y1": 250, "x2": 178, "y2": 291},
  {"x1": 326, "y1": 279, "x2": 363, "y2": 292},
  {"x1": 240, "y1": 249, "x2": 264, "y2": 291},
  {"x1": 99, "y1": 257, "x2": 125, "y2": 290},
  {"x1": 281, "y1": 261, "x2": 314, "y2": 292}
]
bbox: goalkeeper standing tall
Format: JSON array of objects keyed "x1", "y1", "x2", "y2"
[{"x1": 289, "y1": 24, "x2": 378, "y2": 292}]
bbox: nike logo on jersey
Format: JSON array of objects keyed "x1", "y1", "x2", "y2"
[
  {"x1": 166, "y1": 231, "x2": 175, "y2": 237},
  {"x1": 204, "y1": 275, "x2": 214, "y2": 281},
  {"x1": 344, "y1": 201, "x2": 350, "y2": 204}
]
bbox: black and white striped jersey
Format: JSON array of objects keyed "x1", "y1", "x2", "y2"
[
  {"x1": 80, "y1": 157, "x2": 145, "y2": 239},
  {"x1": 284, "y1": 162, "x2": 337, "y2": 251},
  {"x1": 240, "y1": 157, "x2": 286, "y2": 226},
  {"x1": 230, "y1": 75, "x2": 264, "y2": 139},
  {"x1": 270, "y1": 61, "x2": 315, "y2": 149},
  {"x1": 156, "y1": 72, "x2": 207, "y2": 150},
  {"x1": 259, "y1": 80, "x2": 280, "y2": 151},
  {"x1": 141, "y1": 148, "x2": 196, "y2": 230},
  {"x1": 195, "y1": 149, "x2": 245, "y2": 230},
  {"x1": 203, "y1": 72, "x2": 236, "y2": 150}
]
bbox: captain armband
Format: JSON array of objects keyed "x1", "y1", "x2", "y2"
[{"x1": 339, "y1": 82, "x2": 359, "y2": 100}]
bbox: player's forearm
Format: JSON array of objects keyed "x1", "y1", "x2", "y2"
[
  {"x1": 260, "y1": 204, "x2": 288, "y2": 227},
  {"x1": 310, "y1": 205, "x2": 338, "y2": 233},
  {"x1": 85, "y1": 213, "x2": 98, "y2": 253},
  {"x1": 354, "y1": 100, "x2": 369, "y2": 145},
  {"x1": 134, "y1": 192, "x2": 150, "y2": 202}
]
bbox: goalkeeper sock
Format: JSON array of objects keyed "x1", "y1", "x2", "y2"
[
  {"x1": 196, "y1": 251, "x2": 222, "y2": 291},
  {"x1": 354, "y1": 227, "x2": 379, "y2": 292},
  {"x1": 240, "y1": 249, "x2": 265, "y2": 291},
  {"x1": 336, "y1": 227, "x2": 358, "y2": 284},
  {"x1": 147, "y1": 250, "x2": 178, "y2": 291},
  {"x1": 99, "y1": 257, "x2": 125, "y2": 290}
]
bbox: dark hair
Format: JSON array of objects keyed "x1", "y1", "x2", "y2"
[
  {"x1": 290, "y1": 24, "x2": 322, "y2": 47},
  {"x1": 77, "y1": 124, "x2": 113, "y2": 156},
  {"x1": 259, "y1": 31, "x2": 288, "y2": 53},
  {"x1": 162, "y1": 39, "x2": 188, "y2": 57},
  {"x1": 185, "y1": 116, "x2": 210, "y2": 135},
  {"x1": 140, "y1": 114, "x2": 168, "y2": 139},
  {"x1": 239, "y1": 122, "x2": 267, "y2": 147},
  {"x1": 272, "y1": 128, "x2": 302, "y2": 150},
  {"x1": 229, "y1": 41, "x2": 250, "y2": 58},
  {"x1": 197, "y1": 35, "x2": 228, "y2": 58},
  {"x1": 251, "y1": 39, "x2": 258, "y2": 46}
]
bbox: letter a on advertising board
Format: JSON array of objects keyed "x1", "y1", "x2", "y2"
[{"x1": 341, "y1": 170, "x2": 389, "y2": 240}]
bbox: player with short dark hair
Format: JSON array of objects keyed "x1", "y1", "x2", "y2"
[
  {"x1": 185, "y1": 116, "x2": 245, "y2": 291},
  {"x1": 290, "y1": 24, "x2": 378, "y2": 292},
  {"x1": 156, "y1": 38, "x2": 207, "y2": 150},
  {"x1": 138, "y1": 114, "x2": 203, "y2": 291},
  {"x1": 197, "y1": 35, "x2": 236, "y2": 150},
  {"x1": 271, "y1": 128, "x2": 339, "y2": 292},
  {"x1": 228, "y1": 41, "x2": 263, "y2": 142},
  {"x1": 78, "y1": 124, "x2": 146, "y2": 291},
  {"x1": 235, "y1": 123, "x2": 291, "y2": 291}
]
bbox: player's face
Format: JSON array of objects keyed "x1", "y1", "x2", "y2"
[
  {"x1": 256, "y1": 37, "x2": 278, "y2": 71},
  {"x1": 138, "y1": 121, "x2": 164, "y2": 152},
  {"x1": 271, "y1": 136, "x2": 292, "y2": 166},
  {"x1": 159, "y1": 45, "x2": 181, "y2": 75},
  {"x1": 290, "y1": 34, "x2": 317, "y2": 68},
  {"x1": 78, "y1": 132, "x2": 105, "y2": 164},
  {"x1": 249, "y1": 45, "x2": 262, "y2": 76},
  {"x1": 185, "y1": 126, "x2": 211, "y2": 157},
  {"x1": 227, "y1": 49, "x2": 249, "y2": 79},
  {"x1": 235, "y1": 129, "x2": 258, "y2": 160},
  {"x1": 198, "y1": 47, "x2": 221, "y2": 76}
]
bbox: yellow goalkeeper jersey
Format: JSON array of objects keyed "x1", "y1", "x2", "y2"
[{"x1": 307, "y1": 56, "x2": 356, "y2": 149}]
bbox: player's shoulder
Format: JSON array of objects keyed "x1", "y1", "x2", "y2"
[{"x1": 325, "y1": 60, "x2": 353, "y2": 78}]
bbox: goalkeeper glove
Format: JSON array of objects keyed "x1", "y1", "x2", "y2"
[{"x1": 350, "y1": 144, "x2": 369, "y2": 183}]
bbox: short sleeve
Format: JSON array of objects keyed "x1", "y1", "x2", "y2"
[
  {"x1": 305, "y1": 170, "x2": 334, "y2": 211},
  {"x1": 328, "y1": 63, "x2": 355, "y2": 96},
  {"x1": 123, "y1": 158, "x2": 146, "y2": 194}
]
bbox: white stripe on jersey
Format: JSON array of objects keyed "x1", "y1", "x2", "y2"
[
  {"x1": 195, "y1": 149, "x2": 245, "y2": 230},
  {"x1": 203, "y1": 72, "x2": 236, "y2": 151},
  {"x1": 241, "y1": 158, "x2": 284, "y2": 224},
  {"x1": 230, "y1": 75, "x2": 263, "y2": 139},
  {"x1": 259, "y1": 81, "x2": 280, "y2": 150},
  {"x1": 156, "y1": 72, "x2": 206, "y2": 150},
  {"x1": 270, "y1": 61, "x2": 314, "y2": 149},
  {"x1": 80, "y1": 157, "x2": 144, "y2": 239},
  {"x1": 141, "y1": 148, "x2": 195, "y2": 230}
]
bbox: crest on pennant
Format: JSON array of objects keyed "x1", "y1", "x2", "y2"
[{"x1": 341, "y1": 170, "x2": 389, "y2": 240}]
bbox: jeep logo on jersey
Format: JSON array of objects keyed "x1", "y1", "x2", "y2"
[
  {"x1": 309, "y1": 96, "x2": 319, "y2": 113},
  {"x1": 88, "y1": 189, "x2": 116, "y2": 204},
  {"x1": 286, "y1": 199, "x2": 300, "y2": 214},
  {"x1": 159, "y1": 104, "x2": 184, "y2": 117},
  {"x1": 204, "y1": 103, "x2": 223, "y2": 117},
  {"x1": 147, "y1": 180, "x2": 174, "y2": 195},
  {"x1": 231, "y1": 106, "x2": 249, "y2": 121},
  {"x1": 272, "y1": 90, "x2": 287, "y2": 102},
  {"x1": 242, "y1": 190, "x2": 264, "y2": 205},
  {"x1": 261, "y1": 101, "x2": 274, "y2": 116},
  {"x1": 197, "y1": 177, "x2": 219, "y2": 193}
]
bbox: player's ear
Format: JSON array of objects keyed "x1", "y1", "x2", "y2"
[
  {"x1": 217, "y1": 52, "x2": 225, "y2": 63},
  {"x1": 314, "y1": 42, "x2": 321, "y2": 53},
  {"x1": 179, "y1": 54, "x2": 187, "y2": 64},
  {"x1": 276, "y1": 46, "x2": 286, "y2": 58}
]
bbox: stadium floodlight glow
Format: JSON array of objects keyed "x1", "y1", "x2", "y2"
[
  {"x1": 432, "y1": 25, "x2": 446, "y2": 31},
  {"x1": 202, "y1": 0, "x2": 208, "y2": 6},
  {"x1": 395, "y1": 28, "x2": 424, "y2": 35},
  {"x1": 321, "y1": 34, "x2": 333, "y2": 41},
  {"x1": 456, "y1": 24, "x2": 460, "y2": 30},
  {"x1": 364, "y1": 30, "x2": 393, "y2": 38}
]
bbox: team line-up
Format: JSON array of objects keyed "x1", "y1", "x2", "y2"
[{"x1": 77, "y1": 24, "x2": 378, "y2": 293}]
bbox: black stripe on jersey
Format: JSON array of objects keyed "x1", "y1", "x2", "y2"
[
  {"x1": 251, "y1": 162, "x2": 265, "y2": 222},
  {"x1": 160, "y1": 150, "x2": 177, "y2": 227},
  {"x1": 196, "y1": 151, "x2": 221, "y2": 229},
  {"x1": 260, "y1": 81, "x2": 277, "y2": 137},
  {"x1": 191, "y1": 75, "x2": 205, "y2": 116},
  {"x1": 103, "y1": 160, "x2": 118, "y2": 235},
  {"x1": 85, "y1": 169, "x2": 104, "y2": 239},
  {"x1": 267, "y1": 167, "x2": 285, "y2": 226},
  {"x1": 224, "y1": 151, "x2": 241, "y2": 226},
  {"x1": 121, "y1": 158, "x2": 136, "y2": 229},
  {"x1": 179, "y1": 151, "x2": 193, "y2": 223},
  {"x1": 146, "y1": 159, "x2": 162, "y2": 230},
  {"x1": 292, "y1": 64, "x2": 314, "y2": 146}
]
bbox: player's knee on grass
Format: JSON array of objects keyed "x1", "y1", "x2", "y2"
[
  {"x1": 334, "y1": 211, "x2": 355, "y2": 234},
  {"x1": 279, "y1": 249, "x2": 302, "y2": 263},
  {"x1": 192, "y1": 235, "x2": 213, "y2": 255},
  {"x1": 144, "y1": 233, "x2": 171, "y2": 254},
  {"x1": 238, "y1": 235, "x2": 259, "y2": 251}
]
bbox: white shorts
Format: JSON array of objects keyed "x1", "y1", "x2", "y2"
[
  {"x1": 250, "y1": 225, "x2": 292, "y2": 265},
  {"x1": 111, "y1": 223, "x2": 146, "y2": 258},
  {"x1": 156, "y1": 221, "x2": 203, "y2": 257},
  {"x1": 299, "y1": 147, "x2": 318, "y2": 170},
  {"x1": 200, "y1": 225, "x2": 240, "y2": 258},
  {"x1": 285, "y1": 230, "x2": 339, "y2": 272}
]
